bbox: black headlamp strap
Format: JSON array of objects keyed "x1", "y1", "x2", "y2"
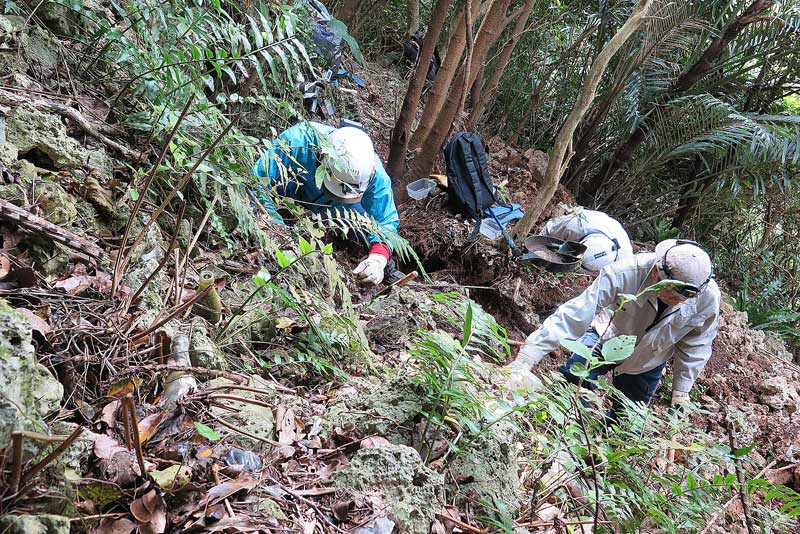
[{"x1": 660, "y1": 239, "x2": 713, "y2": 293}]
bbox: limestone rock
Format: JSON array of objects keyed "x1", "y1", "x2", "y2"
[
  {"x1": 447, "y1": 421, "x2": 522, "y2": 515},
  {"x1": 325, "y1": 377, "x2": 423, "y2": 446},
  {"x1": 334, "y1": 444, "x2": 444, "y2": 534},
  {"x1": 206, "y1": 375, "x2": 277, "y2": 451},
  {"x1": 759, "y1": 377, "x2": 800, "y2": 413},
  {"x1": 189, "y1": 317, "x2": 228, "y2": 370},
  {"x1": 0, "y1": 515, "x2": 69, "y2": 534},
  {"x1": 6, "y1": 104, "x2": 111, "y2": 173},
  {"x1": 0, "y1": 299, "x2": 63, "y2": 449},
  {"x1": 36, "y1": 179, "x2": 78, "y2": 224}
]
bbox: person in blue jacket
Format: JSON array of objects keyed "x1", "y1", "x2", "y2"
[{"x1": 252, "y1": 121, "x2": 400, "y2": 285}]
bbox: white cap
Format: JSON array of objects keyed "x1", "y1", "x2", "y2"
[
  {"x1": 321, "y1": 127, "x2": 376, "y2": 204},
  {"x1": 580, "y1": 234, "x2": 617, "y2": 271},
  {"x1": 654, "y1": 239, "x2": 712, "y2": 287}
]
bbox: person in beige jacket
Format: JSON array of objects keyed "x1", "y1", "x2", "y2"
[{"x1": 507, "y1": 239, "x2": 720, "y2": 411}]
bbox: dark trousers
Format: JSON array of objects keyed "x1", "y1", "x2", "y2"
[{"x1": 558, "y1": 327, "x2": 666, "y2": 411}]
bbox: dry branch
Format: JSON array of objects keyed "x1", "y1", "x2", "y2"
[{"x1": 0, "y1": 198, "x2": 104, "y2": 259}]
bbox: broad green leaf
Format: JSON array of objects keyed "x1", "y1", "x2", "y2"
[
  {"x1": 315, "y1": 164, "x2": 328, "y2": 189},
  {"x1": 569, "y1": 362, "x2": 591, "y2": 378},
  {"x1": 645, "y1": 279, "x2": 688, "y2": 293},
  {"x1": 600, "y1": 335, "x2": 637, "y2": 362},
  {"x1": 194, "y1": 422, "x2": 220, "y2": 441},
  {"x1": 298, "y1": 236, "x2": 314, "y2": 254},
  {"x1": 253, "y1": 268, "x2": 272, "y2": 287},
  {"x1": 560, "y1": 339, "x2": 592, "y2": 360},
  {"x1": 274, "y1": 247, "x2": 291, "y2": 268},
  {"x1": 733, "y1": 442, "x2": 756, "y2": 458},
  {"x1": 327, "y1": 18, "x2": 363, "y2": 64},
  {"x1": 323, "y1": 243, "x2": 334, "y2": 255}
]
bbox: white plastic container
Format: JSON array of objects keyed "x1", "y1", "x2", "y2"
[
  {"x1": 479, "y1": 217, "x2": 502, "y2": 240},
  {"x1": 406, "y1": 178, "x2": 437, "y2": 200}
]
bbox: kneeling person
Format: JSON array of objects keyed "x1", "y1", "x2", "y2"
[
  {"x1": 507, "y1": 239, "x2": 720, "y2": 411},
  {"x1": 253, "y1": 122, "x2": 400, "y2": 285}
]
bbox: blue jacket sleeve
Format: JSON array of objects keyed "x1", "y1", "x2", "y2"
[
  {"x1": 252, "y1": 123, "x2": 320, "y2": 188},
  {"x1": 360, "y1": 158, "x2": 400, "y2": 248}
]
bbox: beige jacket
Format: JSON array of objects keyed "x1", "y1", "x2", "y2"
[{"x1": 517, "y1": 253, "x2": 720, "y2": 393}]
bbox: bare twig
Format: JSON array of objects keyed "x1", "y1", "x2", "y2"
[
  {"x1": 10, "y1": 432, "x2": 24, "y2": 492},
  {"x1": 178, "y1": 194, "x2": 218, "y2": 306},
  {"x1": 206, "y1": 394, "x2": 275, "y2": 411},
  {"x1": 726, "y1": 420, "x2": 756, "y2": 534},
  {"x1": 701, "y1": 460, "x2": 778, "y2": 534},
  {"x1": 116, "y1": 364, "x2": 248, "y2": 384},
  {"x1": 436, "y1": 512, "x2": 486, "y2": 533},
  {"x1": 21, "y1": 426, "x2": 84, "y2": 484},
  {"x1": 111, "y1": 95, "x2": 195, "y2": 297},
  {"x1": 0, "y1": 198, "x2": 104, "y2": 259},
  {"x1": 123, "y1": 396, "x2": 147, "y2": 477},
  {"x1": 205, "y1": 411, "x2": 278, "y2": 446},
  {"x1": 125, "y1": 202, "x2": 186, "y2": 311},
  {"x1": 131, "y1": 285, "x2": 212, "y2": 343}
]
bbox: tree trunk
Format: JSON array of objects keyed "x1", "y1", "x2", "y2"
[
  {"x1": 409, "y1": 0, "x2": 512, "y2": 178},
  {"x1": 579, "y1": 0, "x2": 776, "y2": 204},
  {"x1": 386, "y1": 0, "x2": 453, "y2": 185},
  {"x1": 410, "y1": 0, "x2": 479, "y2": 150},
  {"x1": 406, "y1": 0, "x2": 420, "y2": 38},
  {"x1": 466, "y1": 0, "x2": 538, "y2": 130},
  {"x1": 511, "y1": 0, "x2": 653, "y2": 242}
]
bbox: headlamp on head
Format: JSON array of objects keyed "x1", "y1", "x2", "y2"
[{"x1": 658, "y1": 239, "x2": 713, "y2": 298}]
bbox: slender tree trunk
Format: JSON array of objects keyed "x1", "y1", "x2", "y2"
[
  {"x1": 579, "y1": 0, "x2": 776, "y2": 204},
  {"x1": 387, "y1": 0, "x2": 453, "y2": 184},
  {"x1": 409, "y1": 0, "x2": 512, "y2": 178},
  {"x1": 410, "y1": 0, "x2": 479, "y2": 150},
  {"x1": 511, "y1": 0, "x2": 653, "y2": 242},
  {"x1": 466, "y1": 0, "x2": 538, "y2": 130},
  {"x1": 406, "y1": 0, "x2": 420, "y2": 38}
]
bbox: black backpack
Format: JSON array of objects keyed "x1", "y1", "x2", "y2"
[
  {"x1": 402, "y1": 30, "x2": 441, "y2": 82},
  {"x1": 444, "y1": 132, "x2": 498, "y2": 219}
]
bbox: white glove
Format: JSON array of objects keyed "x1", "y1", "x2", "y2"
[
  {"x1": 671, "y1": 389, "x2": 690, "y2": 408},
  {"x1": 502, "y1": 336, "x2": 544, "y2": 394},
  {"x1": 353, "y1": 253, "x2": 388, "y2": 285},
  {"x1": 504, "y1": 368, "x2": 543, "y2": 395}
]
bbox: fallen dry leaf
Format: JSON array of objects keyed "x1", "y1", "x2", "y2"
[
  {"x1": 55, "y1": 275, "x2": 94, "y2": 294},
  {"x1": 360, "y1": 436, "x2": 391, "y2": 449},
  {"x1": 108, "y1": 378, "x2": 143, "y2": 398},
  {"x1": 93, "y1": 517, "x2": 137, "y2": 534},
  {"x1": 98, "y1": 400, "x2": 120, "y2": 428},
  {"x1": 55, "y1": 272, "x2": 114, "y2": 295},
  {"x1": 130, "y1": 489, "x2": 166, "y2": 534},
  {"x1": 137, "y1": 412, "x2": 165, "y2": 444},
  {"x1": 94, "y1": 435, "x2": 127, "y2": 460},
  {"x1": 0, "y1": 254, "x2": 9, "y2": 280},
  {"x1": 275, "y1": 405, "x2": 297, "y2": 445},
  {"x1": 200, "y1": 473, "x2": 258, "y2": 507},
  {"x1": 83, "y1": 173, "x2": 115, "y2": 215},
  {"x1": 15, "y1": 307, "x2": 51, "y2": 335}
]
